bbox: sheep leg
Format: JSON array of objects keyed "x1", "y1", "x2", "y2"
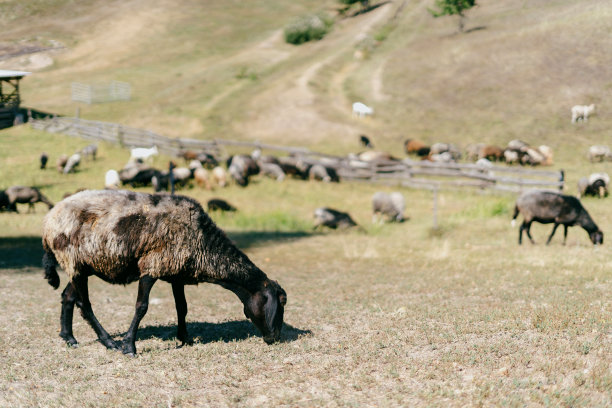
[
  {"x1": 546, "y1": 223, "x2": 560, "y2": 245},
  {"x1": 121, "y1": 275, "x2": 157, "y2": 356},
  {"x1": 72, "y1": 275, "x2": 119, "y2": 351},
  {"x1": 171, "y1": 282, "x2": 191, "y2": 346},
  {"x1": 59, "y1": 282, "x2": 79, "y2": 347},
  {"x1": 524, "y1": 222, "x2": 536, "y2": 244},
  {"x1": 563, "y1": 225, "x2": 568, "y2": 245}
]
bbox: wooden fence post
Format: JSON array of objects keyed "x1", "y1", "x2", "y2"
[
  {"x1": 559, "y1": 170, "x2": 565, "y2": 191},
  {"x1": 432, "y1": 187, "x2": 439, "y2": 229}
]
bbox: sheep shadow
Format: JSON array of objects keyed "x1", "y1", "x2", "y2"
[
  {"x1": 0, "y1": 236, "x2": 44, "y2": 269},
  {"x1": 132, "y1": 320, "x2": 311, "y2": 345},
  {"x1": 227, "y1": 231, "x2": 314, "y2": 250}
]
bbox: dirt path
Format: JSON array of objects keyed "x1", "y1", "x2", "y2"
[{"x1": 235, "y1": 3, "x2": 395, "y2": 146}]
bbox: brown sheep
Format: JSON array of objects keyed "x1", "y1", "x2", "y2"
[{"x1": 42, "y1": 190, "x2": 287, "y2": 355}]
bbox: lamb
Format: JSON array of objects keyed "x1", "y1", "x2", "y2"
[
  {"x1": 587, "y1": 145, "x2": 612, "y2": 163},
  {"x1": 352, "y1": 102, "x2": 373, "y2": 118},
  {"x1": 80, "y1": 144, "x2": 98, "y2": 160},
  {"x1": 3, "y1": 186, "x2": 54, "y2": 213},
  {"x1": 130, "y1": 146, "x2": 159, "y2": 163},
  {"x1": 309, "y1": 164, "x2": 339, "y2": 183},
  {"x1": 41, "y1": 190, "x2": 287, "y2": 355},
  {"x1": 359, "y1": 135, "x2": 374, "y2": 149},
  {"x1": 578, "y1": 173, "x2": 609, "y2": 198},
  {"x1": 63, "y1": 153, "x2": 81, "y2": 174},
  {"x1": 512, "y1": 189, "x2": 603, "y2": 245},
  {"x1": 212, "y1": 166, "x2": 228, "y2": 188},
  {"x1": 313, "y1": 207, "x2": 358, "y2": 230},
  {"x1": 104, "y1": 170, "x2": 120, "y2": 189},
  {"x1": 571, "y1": 104, "x2": 595, "y2": 123},
  {"x1": 372, "y1": 192, "x2": 405, "y2": 223},
  {"x1": 207, "y1": 198, "x2": 237, "y2": 212},
  {"x1": 56, "y1": 154, "x2": 68, "y2": 173},
  {"x1": 40, "y1": 152, "x2": 48, "y2": 170}
]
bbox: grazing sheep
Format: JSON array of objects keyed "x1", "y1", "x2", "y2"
[
  {"x1": 3, "y1": 186, "x2": 53, "y2": 213},
  {"x1": 278, "y1": 156, "x2": 310, "y2": 179},
  {"x1": 130, "y1": 146, "x2": 158, "y2": 163},
  {"x1": 80, "y1": 144, "x2": 98, "y2": 160},
  {"x1": 358, "y1": 151, "x2": 395, "y2": 162},
  {"x1": 352, "y1": 102, "x2": 373, "y2": 118},
  {"x1": 251, "y1": 149, "x2": 280, "y2": 165},
  {"x1": 196, "y1": 152, "x2": 218, "y2": 169},
  {"x1": 372, "y1": 192, "x2": 405, "y2": 223},
  {"x1": 507, "y1": 140, "x2": 529, "y2": 151},
  {"x1": 40, "y1": 152, "x2": 48, "y2": 170},
  {"x1": 104, "y1": 170, "x2": 120, "y2": 189},
  {"x1": 119, "y1": 163, "x2": 159, "y2": 188},
  {"x1": 189, "y1": 161, "x2": 212, "y2": 190},
  {"x1": 180, "y1": 150, "x2": 198, "y2": 162},
  {"x1": 42, "y1": 190, "x2": 286, "y2": 355},
  {"x1": 207, "y1": 198, "x2": 237, "y2": 212},
  {"x1": 260, "y1": 162, "x2": 286, "y2": 182},
  {"x1": 587, "y1": 145, "x2": 612, "y2": 163},
  {"x1": 479, "y1": 145, "x2": 504, "y2": 162},
  {"x1": 56, "y1": 154, "x2": 68, "y2": 173},
  {"x1": 309, "y1": 164, "x2": 339, "y2": 183},
  {"x1": 571, "y1": 104, "x2": 595, "y2": 123},
  {"x1": 404, "y1": 139, "x2": 431, "y2": 157},
  {"x1": 503, "y1": 149, "x2": 520, "y2": 165},
  {"x1": 212, "y1": 166, "x2": 228, "y2": 188},
  {"x1": 578, "y1": 173, "x2": 610, "y2": 198},
  {"x1": 537, "y1": 145, "x2": 554, "y2": 166},
  {"x1": 313, "y1": 207, "x2": 358, "y2": 230},
  {"x1": 0, "y1": 190, "x2": 9, "y2": 211},
  {"x1": 359, "y1": 135, "x2": 374, "y2": 149},
  {"x1": 512, "y1": 189, "x2": 603, "y2": 245},
  {"x1": 430, "y1": 143, "x2": 461, "y2": 161},
  {"x1": 63, "y1": 153, "x2": 81, "y2": 174},
  {"x1": 228, "y1": 155, "x2": 260, "y2": 187},
  {"x1": 152, "y1": 165, "x2": 194, "y2": 192}
]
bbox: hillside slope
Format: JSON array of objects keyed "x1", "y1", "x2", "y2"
[{"x1": 0, "y1": 0, "x2": 610, "y2": 159}]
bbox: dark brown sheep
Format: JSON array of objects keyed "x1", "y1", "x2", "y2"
[
  {"x1": 42, "y1": 190, "x2": 286, "y2": 356},
  {"x1": 512, "y1": 190, "x2": 603, "y2": 245},
  {"x1": 2, "y1": 186, "x2": 53, "y2": 213}
]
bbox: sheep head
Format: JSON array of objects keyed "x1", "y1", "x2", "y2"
[
  {"x1": 244, "y1": 279, "x2": 287, "y2": 344},
  {"x1": 589, "y1": 230, "x2": 604, "y2": 246}
]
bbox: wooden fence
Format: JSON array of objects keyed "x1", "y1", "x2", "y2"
[{"x1": 30, "y1": 116, "x2": 564, "y2": 193}]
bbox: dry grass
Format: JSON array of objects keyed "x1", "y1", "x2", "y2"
[{"x1": 0, "y1": 0, "x2": 611, "y2": 405}]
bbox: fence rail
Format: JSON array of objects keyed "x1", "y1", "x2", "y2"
[{"x1": 30, "y1": 116, "x2": 564, "y2": 193}]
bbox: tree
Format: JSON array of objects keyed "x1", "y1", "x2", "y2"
[{"x1": 429, "y1": 0, "x2": 477, "y2": 33}]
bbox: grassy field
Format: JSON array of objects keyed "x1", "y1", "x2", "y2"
[{"x1": 1, "y1": 0, "x2": 612, "y2": 406}]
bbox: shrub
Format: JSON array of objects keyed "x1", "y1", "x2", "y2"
[{"x1": 284, "y1": 13, "x2": 333, "y2": 45}]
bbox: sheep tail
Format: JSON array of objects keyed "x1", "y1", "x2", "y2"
[
  {"x1": 511, "y1": 205, "x2": 519, "y2": 228},
  {"x1": 43, "y1": 250, "x2": 60, "y2": 290}
]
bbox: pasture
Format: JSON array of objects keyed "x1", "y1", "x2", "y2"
[
  {"x1": 0, "y1": 126, "x2": 611, "y2": 407},
  {"x1": 1, "y1": 0, "x2": 611, "y2": 405}
]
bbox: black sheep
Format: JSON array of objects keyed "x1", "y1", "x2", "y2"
[
  {"x1": 207, "y1": 198, "x2": 237, "y2": 212},
  {"x1": 512, "y1": 189, "x2": 603, "y2": 245}
]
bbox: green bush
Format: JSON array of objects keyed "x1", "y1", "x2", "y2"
[{"x1": 284, "y1": 13, "x2": 333, "y2": 45}]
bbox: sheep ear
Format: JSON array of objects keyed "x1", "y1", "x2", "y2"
[{"x1": 279, "y1": 294, "x2": 287, "y2": 306}]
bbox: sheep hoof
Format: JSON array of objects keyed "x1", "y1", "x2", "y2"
[{"x1": 60, "y1": 333, "x2": 78, "y2": 347}]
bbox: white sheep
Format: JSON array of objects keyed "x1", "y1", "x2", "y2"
[
  {"x1": 587, "y1": 145, "x2": 612, "y2": 162},
  {"x1": 372, "y1": 192, "x2": 405, "y2": 223},
  {"x1": 352, "y1": 102, "x2": 374, "y2": 118},
  {"x1": 63, "y1": 153, "x2": 81, "y2": 174},
  {"x1": 104, "y1": 170, "x2": 120, "y2": 189},
  {"x1": 571, "y1": 104, "x2": 595, "y2": 123},
  {"x1": 130, "y1": 146, "x2": 158, "y2": 163}
]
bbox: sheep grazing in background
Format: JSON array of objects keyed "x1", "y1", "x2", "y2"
[
  {"x1": 130, "y1": 145, "x2": 158, "y2": 163},
  {"x1": 587, "y1": 145, "x2": 612, "y2": 163},
  {"x1": 228, "y1": 155, "x2": 260, "y2": 187},
  {"x1": 42, "y1": 190, "x2": 287, "y2": 355},
  {"x1": 196, "y1": 152, "x2": 218, "y2": 169},
  {"x1": 352, "y1": 102, "x2": 373, "y2": 118},
  {"x1": 372, "y1": 192, "x2": 405, "y2": 223},
  {"x1": 278, "y1": 156, "x2": 311, "y2": 179},
  {"x1": 2, "y1": 186, "x2": 53, "y2": 213},
  {"x1": 404, "y1": 139, "x2": 430, "y2": 157},
  {"x1": 104, "y1": 170, "x2": 120, "y2": 189},
  {"x1": 40, "y1": 152, "x2": 48, "y2": 170},
  {"x1": 503, "y1": 148, "x2": 520, "y2": 164},
  {"x1": 179, "y1": 150, "x2": 198, "y2": 162},
  {"x1": 507, "y1": 139, "x2": 529, "y2": 151},
  {"x1": 189, "y1": 161, "x2": 212, "y2": 190},
  {"x1": 119, "y1": 162, "x2": 160, "y2": 188},
  {"x1": 430, "y1": 143, "x2": 461, "y2": 161},
  {"x1": 152, "y1": 164, "x2": 194, "y2": 192},
  {"x1": 512, "y1": 189, "x2": 603, "y2": 245},
  {"x1": 479, "y1": 145, "x2": 504, "y2": 162},
  {"x1": 63, "y1": 153, "x2": 81, "y2": 174},
  {"x1": 309, "y1": 164, "x2": 339, "y2": 183},
  {"x1": 578, "y1": 173, "x2": 610, "y2": 198},
  {"x1": 259, "y1": 162, "x2": 286, "y2": 182},
  {"x1": 56, "y1": 154, "x2": 68, "y2": 173},
  {"x1": 359, "y1": 135, "x2": 374, "y2": 149},
  {"x1": 313, "y1": 207, "x2": 358, "y2": 230},
  {"x1": 571, "y1": 104, "x2": 595, "y2": 123},
  {"x1": 80, "y1": 144, "x2": 98, "y2": 160},
  {"x1": 212, "y1": 166, "x2": 228, "y2": 188},
  {"x1": 357, "y1": 151, "x2": 395, "y2": 162},
  {"x1": 207, "y1": 198, "x2": 237, "y2": 212}
]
